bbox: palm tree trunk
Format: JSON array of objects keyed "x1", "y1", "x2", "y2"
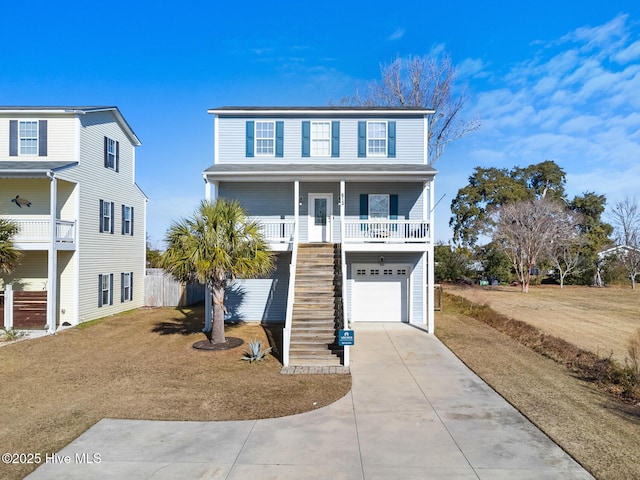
[{"x1": 211, "y1": 285, "x2": 226, "y2": 344}]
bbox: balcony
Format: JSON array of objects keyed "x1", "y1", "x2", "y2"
[
  {"x1": 256, "y1": 219, "x2": 295, "y2": 251},
  {"x1": 344, "y1": 219, "x2": 429, "y2": 242},
  {"x1": 12, "y1": 219, "x2": 76, "y2": 250}
]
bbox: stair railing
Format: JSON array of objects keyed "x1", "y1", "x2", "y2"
[{"x1": 283, "y1": 225, "x2": 298, "y2": 367}]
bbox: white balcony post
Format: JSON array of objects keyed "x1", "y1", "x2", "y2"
[
  {"x1": 203, "y1": 179, "x2": 218, "y2": 333},
  {"x1": 47, "y1": 174, "x2": 57, "y2": 334}
]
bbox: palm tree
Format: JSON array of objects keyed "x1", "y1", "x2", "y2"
[
  {"x1": 0, "y1": 217, "x2": 22, "y2": 273},
  {"x1": 161, "y1": 199, "x2": 274, "y2": 344}
]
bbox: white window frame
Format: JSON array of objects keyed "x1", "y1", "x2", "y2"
[
  {"x1": 367, "y1": 121, "x2": 387, "y2": 156},
  {"x1": 106, "y1": 137, "x2": 117, "y2": 169},
  {"x1": 123, "y1": 205, "x2": 132, "y2": 235},
  {"x1": 369, "y1": 194, "x2": 390, "y2": 219},
  {"x1": 122, "y1": 272, "x2": 132, "y2": 302},
  {"x1": 101, "y1": 200, "x2": 113, "y2": 233},
  {"x1": 311, "y1": 121, "x2": 331, "y2": 156},
  {"x1": 19, "y1": 120, "x2": 38, "y2": 156},
  {"x1": 100, "y1": 274, "x2": 112, "y2": 307},
  {"x1": 255, "y1": 121, "x2": 275, "y2": 156}
]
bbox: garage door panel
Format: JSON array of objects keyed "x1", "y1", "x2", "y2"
[{"x1": 352, "y1": 264, "x2": 409, "y2": 322}]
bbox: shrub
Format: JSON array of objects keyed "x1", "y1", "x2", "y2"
[{"x1": 242, "y1": 339, "x2": 272, "y2": 363}]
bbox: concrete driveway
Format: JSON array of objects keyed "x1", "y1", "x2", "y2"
[{"x1": 26, "y1": 323, "x2": 594, "y2": 479}]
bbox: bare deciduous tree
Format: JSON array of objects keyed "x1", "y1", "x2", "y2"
[
  {"x1": 343, "y1": 53, "x2": 480, "y2": 164},
  {"x1": 610, "y1": 197, "x2": 640, "y2": 289},
  {"x1": 493, "y1": 198, "x2": 571, "y2": 293},
  {"x1": 546, "y1": 210, "x2": 585, "y2": 289}
]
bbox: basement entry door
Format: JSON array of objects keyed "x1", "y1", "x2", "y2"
[{"x1": 351, "y1": 263, "x2": 409, "y2": 322}]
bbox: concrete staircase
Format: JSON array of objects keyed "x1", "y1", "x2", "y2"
[{"x1": 289, "y1": 243, "x2": 343, "y2": 366}]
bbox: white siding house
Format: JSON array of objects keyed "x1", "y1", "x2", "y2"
[
  {"x1": 204, "y1": 107, "x2": 437, "y2": 367},
  {"x1": 0, "y1": 107, "x2": 147, "y2": 332}
]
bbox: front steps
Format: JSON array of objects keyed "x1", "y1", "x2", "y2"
[{"x1": 288, "y1": 243, "x2": 343, "y2": 367}]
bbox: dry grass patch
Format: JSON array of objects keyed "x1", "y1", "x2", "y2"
[
  {"x1": 0, "y1": 306, "x2": 351, "y2": 480},
  {"x1": 446, "y1": 284, "x2": 640, "y2": 364}
]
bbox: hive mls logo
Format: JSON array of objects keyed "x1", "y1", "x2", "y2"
[{"x1": 338, "y1": 329, "x2": 354, "y2": 346}]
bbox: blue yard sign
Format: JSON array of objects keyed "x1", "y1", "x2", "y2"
[{"x1": 338, "y1": 329, "x2": 354, "y2": 346}]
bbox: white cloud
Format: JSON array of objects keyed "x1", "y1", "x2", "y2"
[
  {"x1": 614, "y1": 40, "x2": 640, "y2": 63},
  {"x1": 387, "y1": 28, "x2": 405, "y2": 41}
]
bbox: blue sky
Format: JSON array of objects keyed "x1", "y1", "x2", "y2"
[{"x1": 2, "y1": 1, "x2": 640, "y2": 246}]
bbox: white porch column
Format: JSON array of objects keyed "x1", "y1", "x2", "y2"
[
  {"x1": 426, "y1": 179, "x2": 435, "y2": 333},
  {"x1": 47, "y1": 174, "x2": 58, "y2": 334},
  {"x1": 340, "y1": 180, "x2": 349, "y2": 366}
]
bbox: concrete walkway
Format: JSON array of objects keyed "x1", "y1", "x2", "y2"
[{"x1": 27, "y1": 323, "x2": 594, "y2": 479}]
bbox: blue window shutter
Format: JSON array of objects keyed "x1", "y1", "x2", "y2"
[
  {"x1": 121, "y1": 272, "x2": 125, "y2": 302},
  {"x1": 98, "y1": 274, "x2": 103, "y2": 307},
  {"x1": 109, "y1": 274, "x2": 114, "y2": 305},
  {"x1": 388, "y1": 121, "x2": 396, "y2": 158},
  {"x1": 358, "y1": 121, "x2": 366, "y2": 157},
  {"x1": 331, "y1": 121, "x2": 340, "y2": 157},
  {"x1": 121, "y1": 205, "x2": 125, "y2": 234},
  {"x1": 390, "y1": 194, "x2": 398, "y2": 219},
  {"x1": 275, "y1": 121, "x2": 284, "y2": 157},
  {"x1": 104, "y1": 137, "x2": 108, "y2": 167},
  {"x1": 115, "y1": 141, "x2": 120, "y2": 172},
  {"x1": 301, "y1": 121, "x2": 310, "y2": 157},
  {"x1": 99, "y1": 200, "x2": 104, "y2": 232},
  {"x1": 131, "y1": 207, "x2": 134, "y2": 236},
  {"x1": 130, "y1": 272, "x2": 133, "y2": 301},
  {"x1": 38, "y1": 120, "x2": 47, "y2": 156},
  {"x1": 246, "y1": 121, "x2": 254, "y2": 157},
  {"x1": 9, "y1": 120, "x2": 18, "y2": 156}
]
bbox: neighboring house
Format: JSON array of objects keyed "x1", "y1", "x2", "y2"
[
  {"x1": 203, "y1": 107, "x2": 437, "y2": 366},
  {"x1": 0, "y1": 107, "x2": 147, "y2": 333}
]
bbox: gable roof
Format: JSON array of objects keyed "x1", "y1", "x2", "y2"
[{"x1": 0, "y1": 106, "x2": 141, "y2": 146}]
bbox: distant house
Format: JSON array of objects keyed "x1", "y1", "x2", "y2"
[
  {"x1": 0, "y1": 107, "x2": 147, "y2": 333},
  {"x1": 203, "y1": 107, "x2": 437, "y2": 366}
]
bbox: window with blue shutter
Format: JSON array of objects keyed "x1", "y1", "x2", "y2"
[
  {"x1": 302, "y1": 121, "x2": 310, "y2": 157},
  {"x1": 10, "y1": 120, "x2": 47, "y2": 156},
  {"x1": 246, "y1": 121, "x2": 255, "y2": 157},
  {"x1": 331, "y1": 121, "x2": 340, "y2": 157},
  {"x1": 275, "y1": 121, "x2": 284, "y2": 157},
  {"x1": 388, "y1": 121, "x2": 396, "y2": 158},
  {"x1": 358, "y1": 121, "x2": 366, "y2": 157}
]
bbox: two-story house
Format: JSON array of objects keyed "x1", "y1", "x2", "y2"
[
  {"x1": 203, "y1": 106, "x2": 436, "y2": 367},
  {"x1": 0, "y1": 107, "x2": 147, "y2": 333}
]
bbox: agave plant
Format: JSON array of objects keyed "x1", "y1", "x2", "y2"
[{"x1": 242, "y1": 339, "x2": 272, "y2": 363}]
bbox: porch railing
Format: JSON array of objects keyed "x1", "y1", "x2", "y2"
[
  {"x1": 343, "y1": 220, "x2": 429, "y2": 242},
  {"x1": 13, "y1": 219, "x2": 76, "y2": 244},
  {"x1": 254, "y1": 219, "x2": 295, "y2": 243}
]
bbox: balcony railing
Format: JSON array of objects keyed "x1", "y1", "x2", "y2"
[
  {"x1": 12, "y1": 219, "x2": 76, "y2": 245},
  {"x1": 344, "y1": 220, "x2": 429, "y2": 243}
]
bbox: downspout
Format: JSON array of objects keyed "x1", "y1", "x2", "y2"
[{"x1": 46, "y1": 171, "x2": 57, "y2": 334}]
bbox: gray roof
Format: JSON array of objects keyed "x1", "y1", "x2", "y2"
[
  {"x1": 0, "y1": 106, "x2": 141, "y2": 146},
  {"x1": 203, "y1": 163, "x2": 437, "y2": 181},
  {"x1": 209, "y1": 106, "x2": 435, "y2": 116},
  {"x1": 0, "y1": 161, "x2": 78, "y2": 177}
]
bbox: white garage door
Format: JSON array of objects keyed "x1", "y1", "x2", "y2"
[{"x1": 351, "y1": 264, "x2": 409, "y2": 322}]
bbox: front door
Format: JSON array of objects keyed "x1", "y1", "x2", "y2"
[{"x1": 308, "y1": 193, "x2": 332, "y2": 242}]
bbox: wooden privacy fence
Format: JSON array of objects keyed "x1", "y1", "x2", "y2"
[
  {"x1": 1, "y1": 289, "x2": 48, "y2": 330},
  {"x1": 144, "y1": 269, "x2": 205, "y2": 307}
]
